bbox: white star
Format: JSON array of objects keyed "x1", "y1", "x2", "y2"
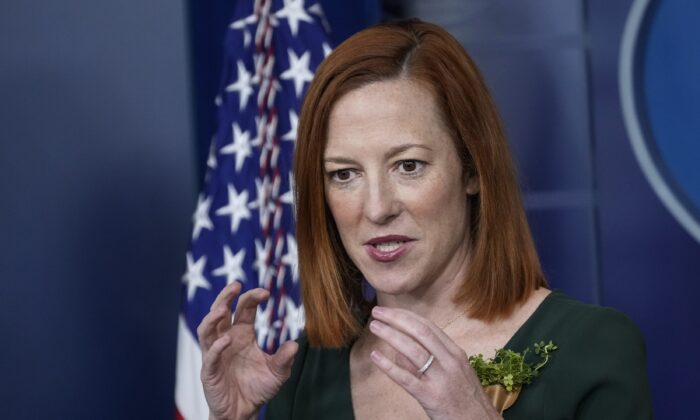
[
  {"x1": 281, "y1": 234, "x2": 299, "y2": 282},
  {"x1": 225, "y1": 61, "x2": 255, "y2": 110},
  {"x1": 207, "y1": 137, "x2": 217, "y2": 169},
  {"x1": 220, "y1": 123, "x2": 252, "y2": 172},
  {"x1": 215, "y1": 184, "x2": 252, "y2": 233},
  {"x1": 212, "y1": 245, "x2": 246, "y2": 285},
  {"x1": 272, "y1": 173, "x2": 282, "y2": 202},
  {"x1": 191, "y1": 194, "x2": 213, "y2": 240},
  {"x1": 275, "y1": 0, "x2": 313, "y2": 36},
  {"x1": 243, "y1": 30, "x2": 252, "y2": 48},
  {"x1": 229, "y1": 13, "x2": 257, "y2": 30},
  {"x1": 280, "y1": 172, "x2": 295, "y2": 207},
  {"x1": 309, "y1": 3, "x2": 332, "y2": 34},
  {"x1": 322, "y1": 42, "x2": 333, "y2": 58},
  {"x1": 282, "y1": 110, "x2": 298, "y2": 142},
  {"x1": 280, "y1": 49, "x2": 313, "y2": 98},
  {"x1": 254, "y1": 238, "x2": 272, "y2": 288},
  {"x1": 284, "y1": 297, "x2": 305, "y2": 340},
  {"x1": 182, "y1": 253, "x2": 210, "y2": 301}
]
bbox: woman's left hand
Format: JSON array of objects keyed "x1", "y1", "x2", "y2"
[{"x1": 368, "y1": 306, "x2": 502, "y2": 420}]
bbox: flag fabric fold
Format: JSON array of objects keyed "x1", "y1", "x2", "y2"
[{"x1": 176, "y1": 1, "x2": 332, "y2": 418}]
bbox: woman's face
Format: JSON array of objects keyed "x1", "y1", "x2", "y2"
[{"x1": 323, "y1": 79, "x2": 478, "y2": 300}]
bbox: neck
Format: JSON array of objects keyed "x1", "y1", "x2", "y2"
[
  {"x1": 357, "y1": 281, "x2": 470, "y2": 361},
  {"x1": 375, "y1": 290, "x2": 464, "y2": 328}
]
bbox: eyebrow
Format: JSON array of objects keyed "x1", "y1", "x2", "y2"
[{"x1": 323, "y1": 143, "x2": 433, "y2": 165}]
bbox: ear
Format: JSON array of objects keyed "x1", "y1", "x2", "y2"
[{"x1": 465, "y1": 175, "x2": 480, "y2": 195}]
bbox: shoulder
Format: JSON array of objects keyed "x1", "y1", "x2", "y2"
[
  {"x1": 517, "y1": 292, "x2": 653, "y2": 419},
  {"x1": 530, "y1": 292, "x2": 648, "y2": 383},
  {"x1": 541, "y1": 292, "x2": 646, "y2": 354},
  {"x1": 512, "y1": 291, "x2": 647, "y2": 358}
]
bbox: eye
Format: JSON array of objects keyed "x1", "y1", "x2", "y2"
[
  {"x1": 329, "y1": 168, "x2": 357, "y2": 183},
  {"x1": 397, "y1": 160, "x2": 425, "y2": 174},
  {"x1": 335, "y1": 169, "x2": 352, "y2": 181}
]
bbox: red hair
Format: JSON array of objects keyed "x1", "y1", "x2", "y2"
[{"x1": 295, "y1": 20, "x2": 547, "y2": 347}]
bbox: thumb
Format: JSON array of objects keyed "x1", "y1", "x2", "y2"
[{"x1": 268, "y1": 340, "x2": 299, "y2": 380}]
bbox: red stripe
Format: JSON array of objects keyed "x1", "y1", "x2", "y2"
[{"x1": 174, "y1": 407, "x2": 185, "y2": 420}]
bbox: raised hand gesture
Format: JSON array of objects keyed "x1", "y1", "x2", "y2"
[{"x1": 197, "y1": 282, "x2": 298, "y2": 420}]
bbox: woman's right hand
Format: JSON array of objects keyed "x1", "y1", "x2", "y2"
[{"x1": 197, "y1": 282, "x2": 299, "y2": 420}]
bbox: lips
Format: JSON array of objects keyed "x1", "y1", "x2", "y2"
[{"x1": 364, "y1": 235, "x2": 415, "y2": 262}]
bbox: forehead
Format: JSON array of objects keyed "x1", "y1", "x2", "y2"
[{"x1": 325, "y1": 79, "x2": 451, "y2": 155}]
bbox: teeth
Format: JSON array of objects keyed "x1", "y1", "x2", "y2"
[{"x1": 375, "y1": 241, "x2": 403, "y2": 252}]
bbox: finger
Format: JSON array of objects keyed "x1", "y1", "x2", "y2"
[
  {"x1": 201, "y1": 333, "x2": 232, "y2": 380},
  {"x1": 268, "y1": 340, "x2": 299, "y2": 380},
  {"x1": 197, "y1": 306, "x2": 229, "y2": 351},
  {"x1": 371, "y1": 307, "x2": 462, "y2": 360},
  {"x1": 208, "y1": 282, "x2": 243, "y2": 335},
  {"x1": 369, "y1": 320, "x2": 432, "y2": 373},
  {"x1": 232, "y1": 288, "x2": 270, "y2": 325},
  {"x1": 370, "y1": 349, "x2": 422, "y2": 396},
  {"x1": 210, "y1": 281, "x2": 243, "y2": 312}
]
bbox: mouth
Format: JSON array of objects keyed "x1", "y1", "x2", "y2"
[
  {"x1": 372, "y1": 241, "x2": 405, "y2": 252},
  {"x1": 364, "y1": 235, "x2": 415, "y2": 262}
]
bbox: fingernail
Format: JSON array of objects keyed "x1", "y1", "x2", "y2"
[
  {"x1": 370, "y1": 351, "x2": 381, "y2": 362},
  {"x1": 372, "y1": 306, "x2": 385, "y2": 316},
  {"x1": 369, "y1": 320, "x2": 381, "y2": 332}
]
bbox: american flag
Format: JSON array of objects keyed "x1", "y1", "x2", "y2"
[{"x1": 175, "y1": 1, "x2": 332, "y2": 418}]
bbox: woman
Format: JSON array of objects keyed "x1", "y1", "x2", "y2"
[{"x1": 197, "y1": 20, "x2": 653, "y2": 419}]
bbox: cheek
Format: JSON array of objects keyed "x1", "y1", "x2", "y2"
[
  {"x1": 408, "y1": 179, "x2": 468, "y2": 228},
  {"x1": 325, "y1": 190, "x2": 359, "y2": 234}
]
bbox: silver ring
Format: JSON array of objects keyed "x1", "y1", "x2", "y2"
[{"x1": 417, "y1": 354, "x2": 435, "y2": 375}]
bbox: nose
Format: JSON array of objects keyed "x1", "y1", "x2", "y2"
[{"x1": 363, "y1": 173, "x2": 400, "y2": 225}]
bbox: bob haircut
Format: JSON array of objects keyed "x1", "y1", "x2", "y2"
[{"x1": 295, "y1": 19, "x2": 547, "y2": 347}]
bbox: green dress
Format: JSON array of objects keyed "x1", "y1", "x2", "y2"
[{"x1": 265, "y1": 292, "x2": 653, "y2": 419}]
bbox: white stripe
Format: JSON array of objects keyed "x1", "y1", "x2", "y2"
[
  {"x1": 619, "y1": 0, "x2": 700, "y2": 244},
  {"x1": 175, "y1": 316, "x2": 209, "y2": 420}
]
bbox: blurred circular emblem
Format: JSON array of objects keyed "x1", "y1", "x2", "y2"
[{"x1": 620, "y1": 0, "x2": 700, "y2": 243}]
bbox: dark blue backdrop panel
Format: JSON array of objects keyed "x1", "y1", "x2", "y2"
[
  {"x1": 527, "y1": 208, "x2": 598, "y2": 303},
  {"x1": 0, "y1": 0, "x2": 195, "y2": 418},
  {"x1": 404, "y1": 0, "x2": 582, "y2": 40},
  {"x1": 471, "y1": 48, "x2": 593, "y2": 193},
  {"x1": 186, "y1": 0, "x2": 237, "y2": 189},
  {"x1": 588, "y1": 0, "x2": 700, "y2": 417},
  {"x1": 321, "y1": 0, "x2": 381, "y2": 45}
]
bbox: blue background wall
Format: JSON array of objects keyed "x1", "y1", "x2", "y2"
[
  {"x1": 1, "y1": 0, "x2": 697, "y2": 418},
  {"x1": 588, "y1": 0, "x2": 700, "y2": 416},
  {"x1": 0, "y1": 0, "x2": 194, "y2": 418}
]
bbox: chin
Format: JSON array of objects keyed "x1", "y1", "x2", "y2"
[{"x1": 363, "y1": 272, "x2": 419, "y2": 296}]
